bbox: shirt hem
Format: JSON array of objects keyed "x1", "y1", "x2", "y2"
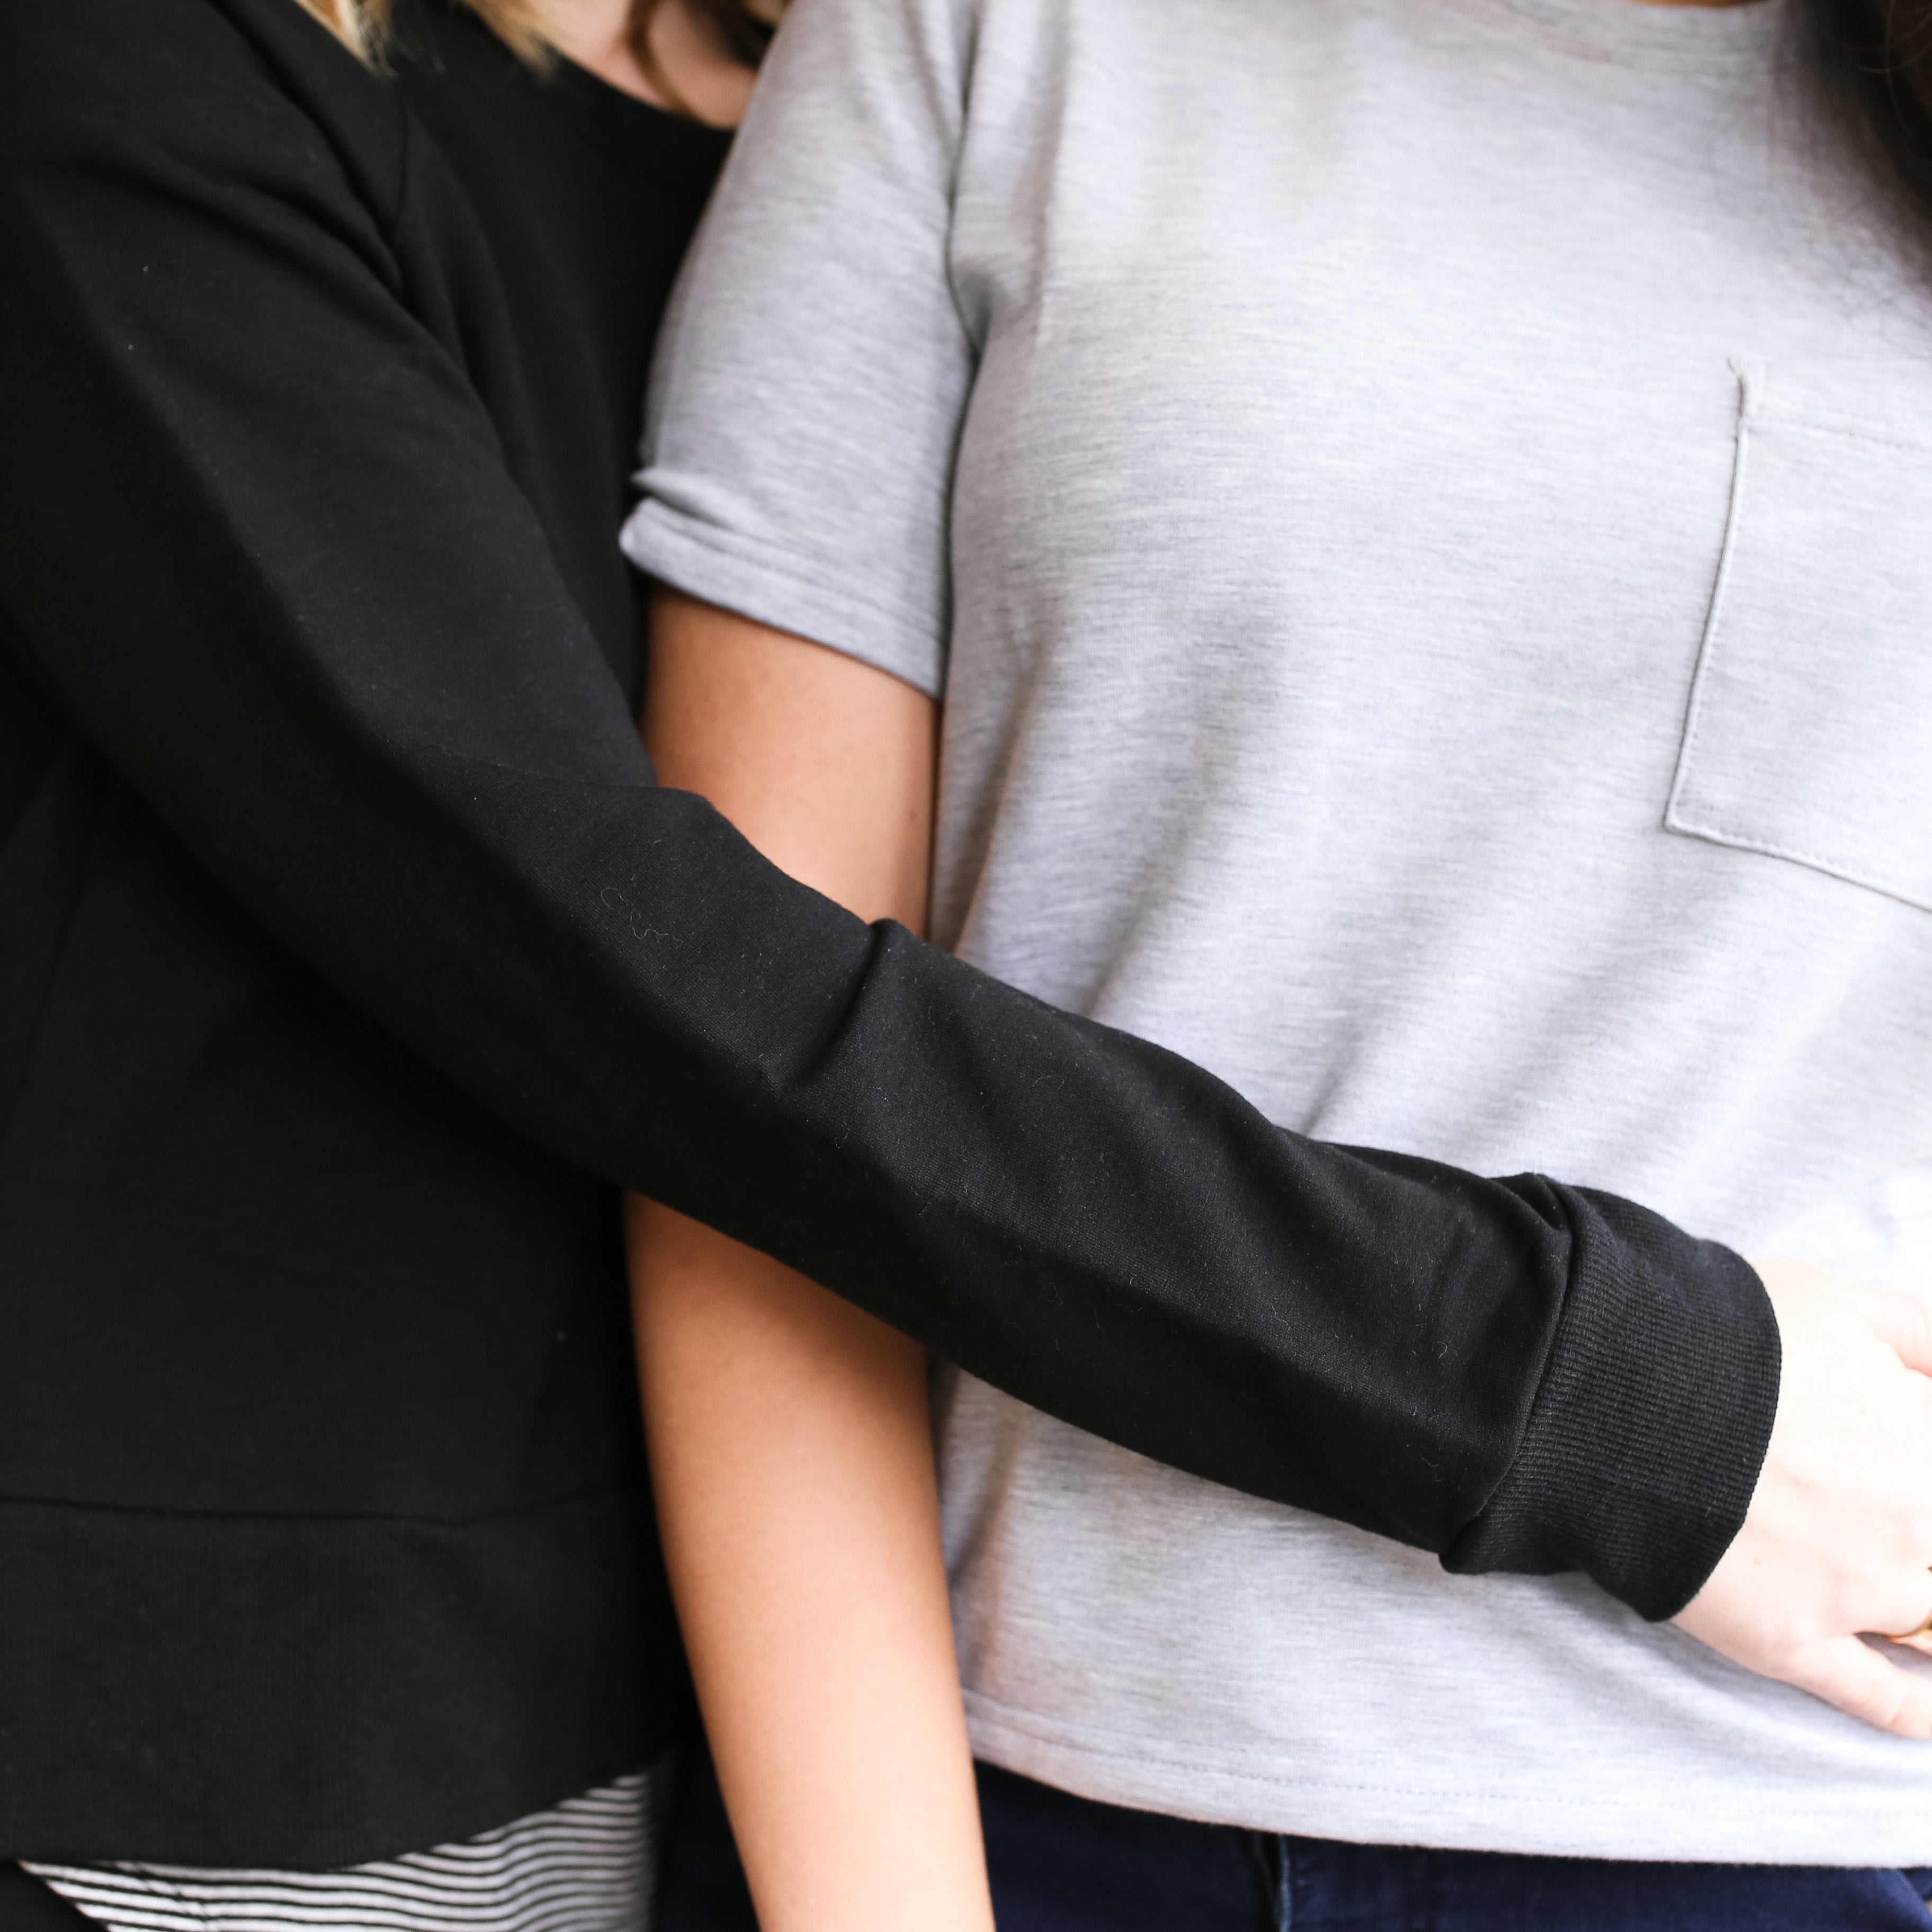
[
  {"x1": 963, "y1": 1692, "x2": 1932, "y2": 1867},
  {"x1": 620, "y1": 501, "x2": 945, "y2": 699}
]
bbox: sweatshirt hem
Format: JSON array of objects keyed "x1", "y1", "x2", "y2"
[{"x1": 0, "y1": 1490, "x2": 685, "y2": 1869}]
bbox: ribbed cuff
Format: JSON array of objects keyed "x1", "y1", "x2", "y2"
[{"x1": 1443, "y1": 1185, "x2": 1780, "y2": 1622}]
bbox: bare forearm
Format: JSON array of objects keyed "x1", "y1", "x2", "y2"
[
  {"x1": 630, "y1": 1201, "x2": 991, "y2": 1931},
  {"x1": 633, "y1": 601, "x2": 988, "y2": 1926}
]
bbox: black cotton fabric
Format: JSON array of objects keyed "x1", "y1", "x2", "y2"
[
  {"x1": 0, "y1": 1867, "x2": 94, "y2": 1932},
  {"x1": 0, "y1": 0, "x2": 1778, "y2": 1871}
]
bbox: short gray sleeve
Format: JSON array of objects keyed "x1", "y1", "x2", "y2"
[{"x1": 621, "y1": 0, "x2": 974, "y2": 699}]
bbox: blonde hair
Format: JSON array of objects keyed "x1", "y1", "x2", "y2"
[{"x1": 295, "y1": 0, "x2": 553, "y2": 66}]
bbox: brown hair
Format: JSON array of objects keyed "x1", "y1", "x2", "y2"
[
  {"x1": 1803, "y1": 0, "x2": 1932, "y2": 247},
  {"x1": 655, "y1": 0, "x2": 774, "y2": 70}
]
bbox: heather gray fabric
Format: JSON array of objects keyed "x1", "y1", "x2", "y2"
[{"x1": 624, "y1": 0, "x2": 1932, "y2": 1864}]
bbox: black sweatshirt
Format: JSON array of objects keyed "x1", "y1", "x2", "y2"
[{"x1": 0, "y1": 0, "x2": 1778, "y2": 1871}]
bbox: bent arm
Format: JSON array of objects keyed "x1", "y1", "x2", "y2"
[
  {"x1": 0, "y1": 0, "x2": 1776, "y2": 1621},
  {"x1": 632, "y1": 622, "x2": 989, "y2": 1928}
]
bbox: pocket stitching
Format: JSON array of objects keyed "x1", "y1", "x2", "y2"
[
  {"x1": 1770, "y1": 413, "x2": 1932, "y2": 458},
  {"x1": 1654, "y1": 809, "x2": 1928, "y2": 908},
  {"x1": 1662, "y1": 362, "x2": 1758, "y2": 855},
  {"x1": 1662, "y1": 362, "x2": 1932, "y2": 915}
]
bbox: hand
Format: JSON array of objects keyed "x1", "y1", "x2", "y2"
[{"x1": 1674, "y1": 1258, "x2": 1932, "y2": 1736}]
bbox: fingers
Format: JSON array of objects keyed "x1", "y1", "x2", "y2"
[
  {"x1": 1871, "y1": 1569, "x2": 1932, "y2": 1647},
  {"x1": 1833, "y1": 1279, "x2": 1932, "y2": 1378},
  {"x1": 1784, "y1": 1637, "x2": 1932, "y2": 1740},
  {"x1": 1689, "y1": 1262, "x2": 1932, "y2": 1737},
  {"x1": 1749, "y1": 1257, "x2": 1932, "y2": 1376}
]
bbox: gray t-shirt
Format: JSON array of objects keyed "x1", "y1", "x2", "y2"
[{"x1": 623, "y1": 0, "x2": 1932, "y2": 1865}]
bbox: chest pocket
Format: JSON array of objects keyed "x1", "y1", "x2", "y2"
[{"x1": 1665, "y1": 363, "x2": 1932, "y2": 912}]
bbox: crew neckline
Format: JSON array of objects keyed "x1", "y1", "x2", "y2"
[
  {"x1": 1461, "y1": 0, "x2": 1790, "y2": 69},
  {"x1": 544, "y1": 52, "x2": 734, "y2": 187}
]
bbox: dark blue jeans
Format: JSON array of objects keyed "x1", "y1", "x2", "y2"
[{"x1": 658, "y1": 1755, "x2": 1932, "y2": 1931}]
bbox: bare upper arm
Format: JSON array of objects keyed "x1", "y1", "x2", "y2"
[{"x1": 642, "y1": 585, "x2": 937, "y2": 933}]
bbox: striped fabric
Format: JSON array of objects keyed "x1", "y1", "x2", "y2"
[{"x1": 23, "y1": 1763, "x2": 670, "y2": 1932}]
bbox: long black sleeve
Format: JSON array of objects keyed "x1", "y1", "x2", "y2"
[{"x1": 0, "y1": 0, "x2": 1774, "y2": 1629}]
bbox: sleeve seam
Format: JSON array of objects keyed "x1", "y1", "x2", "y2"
[{"x1": 632, "y1": 504, "x2": 943, "y2": 641}]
